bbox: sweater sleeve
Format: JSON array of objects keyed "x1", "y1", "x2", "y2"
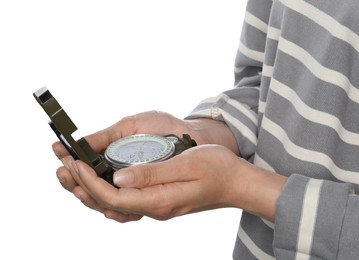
[
  {"x1": 186, "y1": 0, "x2": 273, "y2": 160},
  {"x1": 185, "y1": 77, "x2": 260, "y2": 160},
  {"x1": 274, "y1": 174, "x2": 359, "y2": 259}
]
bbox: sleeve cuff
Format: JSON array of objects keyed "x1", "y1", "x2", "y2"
[
  {"x1": 274, "y1": 174, "x2": 353, "y2": 259},
  {"x1": 185, "y1": 92, "x2": 258, "y2": 160}
]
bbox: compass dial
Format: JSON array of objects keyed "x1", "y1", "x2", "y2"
[{"x1": 104, "y1": 134, "x2": 175, "y2": 169}]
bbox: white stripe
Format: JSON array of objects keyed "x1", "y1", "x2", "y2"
[
  {"x1": 234, "y1": 65, "x2": 246, "y2": 74},
  {"x1": 280, "y1": 0, "x2": 359, "y2": 53},
  {"x1": 188, "y1": 96, "x2": 258, "y2": 146},
  {"x1": 254, "y1": 153, "x2": 275, "y2": 172},
  {"x1": 267, "y1": 26, "x2": 281, "y2": 41},
  {"x1": 196, "y1": 96, "x2": 218, "y2": 104},
  {"x1": 257, "y1": 63, "x2": 271, "y2": 114},
  {"x1": 277, "y1": 36, "x2": 359, "y2": 103},
  {"x1": 238, "y1": 41, "x2": 265, "y2": 63},
  {"x1": 261, "y1": 116, "x2": 359, "y2": 184},
  {"x1": 270, "y1": 78, "x2": 359, "y2": 146},
  {"x1": 258, "y1": 25, "x2": 278, "y2": 115},
  {"x1": 238, "y1": 225, "x2": 275, "y2": 260},
  {"x1": 187, "y1": 108, "x2": 212, "y2": 119},
  {"x1": 258, "y1": 100, "x2": 266, "y2": 114},
  {"x1": 261, "y1": 218, "x2": 275, "y2": 230},
  {"x1": 227, "y1": 97, "x2": 258, "y2": 126},
  {"x1": 191, "y1": 94, "x2": 258, "y2": 126},
  {"x1": 295, "y1": 179, "x2": 323, "y2": 260},
  {"x1": 244, "y1": 11, "x2": 268, "y2": 33},
  {"x1": 221, "y1": 110, "x2": 257, "y2": 146},
  {"x1": 262, "y1": 64, "x2": 274, "y2": 78}
]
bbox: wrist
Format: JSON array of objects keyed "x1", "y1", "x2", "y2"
[
  {"x1": 229, "y1": 159, "x2": 287, "y2": 222},
  {"x1": 185, "y1": 118, "x2": 240, "y2": 154}
]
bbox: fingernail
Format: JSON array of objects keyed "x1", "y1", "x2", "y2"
[{"x1": 114, "y1": 172, "x2": 134, "y2": 186}]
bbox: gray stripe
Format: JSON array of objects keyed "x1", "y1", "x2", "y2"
[
  {"x1": 256, "y1": 127, "x2": 336, "y2": 180},
  {"x1": 187, "y1": 0, "x2": 359, "y2": 258},
  {"x1": 305, "y1": 0, "x2": 359, "y2": 35},
  {"x1": 234, "y1": 67, "x2": 262, "y2": 86},
  {"x1": 264, "y1": 89, "x2": 359, "y2": 172},
  {"x1": 336, "y1": 195, "x2": 359, "y2": 259},
  {"x1": 233, "y1": 233, "x2": 258, "y2": 260},
  {"x1": 296, "y1": 179, "x2": 322, "y2": 260},
  {"x1": 240, "y1": 22, "x2": 267, "y2": 53},
  {"x1": 258, "y1": 75, "x2": 271, "y2": 103},
  {"x1": 310, "y1": 181, "x2": 352, "y2": 260},
  {"x1": 267, "y1": 1, "x2": 284, "y2": 30},
  {"x1": 187, "y1": 100, "x2": 214, "y2": 115},
  {"x1": 280, "y1": 7, "x2": 359, "y2": 85},
  {"x1": 272, "y1": 50, "x2": 359, "y2": 132},
  {"x1": 263, "y1": 38, "x2": 280, "y2": 67},
  {"x1": 274, "y1": 174, "x2": 308, "y2": 257},
  {"x1": 240, "y1": 212, "x2": 275, "y2": 256},
  {"x1": 246, "y1": 0, "x2": 273, "y2": 24},
  {"x1": 234, "y1": 49, "x2": 263, "y2": 68},
  {"x1": 233, "y1": 0, "x2": 273, "y2": 69}
]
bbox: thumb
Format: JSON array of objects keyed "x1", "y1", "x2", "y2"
[
  {"x1": 113, "y1": 165, "x2": 157, "y2": 188},
  {"x1": 113, "y1": 159, "x2": 197, "y2": 188}
]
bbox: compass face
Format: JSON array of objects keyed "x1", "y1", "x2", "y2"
[{"x1": 104, "y1": 134, "x2": 175, "y2": 169}]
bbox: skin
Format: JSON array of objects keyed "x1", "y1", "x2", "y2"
[{"x1": 54, "y1": 110, "x2": 287, "y2": 223}]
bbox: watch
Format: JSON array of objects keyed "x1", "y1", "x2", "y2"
[{"x1": 104, "y1": 134, "x2": 197, "y2": 169}]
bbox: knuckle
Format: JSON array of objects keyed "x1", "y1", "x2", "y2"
[
  {"x1": 139, "y1": 167, "x2": 156, "y2": 187},
  {"x1": 154, "y1": 205, "x2": 182, "y2": 220},
  {"x1": 158, "y1": 207, "x2": 175, "y2": 219},
  {"x1": 115, "y1": 115, "x2": 138, "y2": 136},
  {"x1": 101, "y1": 195, "x2": 121, "y2": 210},
  {"x1": 148, "y1": 196, "x2": 181, "y2": 220}
]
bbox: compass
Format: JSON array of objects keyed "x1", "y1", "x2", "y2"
[
  {"x1": 33, "y1": 87, "x2": 196, "y2": 185},
  {"x1": 104, "y1": 134, "x2": 177, "y2": 169}
]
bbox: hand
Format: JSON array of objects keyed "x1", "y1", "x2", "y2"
[
  {"x1": 54, "y1": 111, "x2": 188, "y2": 221},
  {"x1": 53, "y1": 110, "x2": 239, "y2": 221},
  {"x1": 60, "y1": 144, "x2": 245, "y2": 222},
  {"x1": 53, "y1": 110, "x2": 236, "y2": 187},
  {"x1": 53, "y1": 110, "x2": 238, "y2": 158},
  {"x1": 61, "y1": 143, "x2": 287, "y2": 223},
  {"x1": 54, "y1": 110, "x2": 286, "y2": 222}
]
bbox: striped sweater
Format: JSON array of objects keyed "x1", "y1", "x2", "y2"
[{"x1": 187, "y1": 0, "x2": 359, "y2": 259}]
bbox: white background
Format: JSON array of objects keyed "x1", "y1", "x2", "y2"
[{"x1": 0, "y1": 1, "x2": 246, "y2": 259}]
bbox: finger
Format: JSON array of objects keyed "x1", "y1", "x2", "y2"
[
  {"x1": 56, "y1": 166, "x2": 78, "y2": 191},
  {"x1": 52, "y1": 123, "x2": 124, "y2": 160},
  {"x1": 72, "y1": 160, "x2": 148, "y2": 213},
  {"x1": 72, "y1": 185, "x2": 105, "y2": 213},
  {"x1": 60, "y1": 156, "x2": 105, "y2": 211},
  {"x1": 52, "y1": 141, "x2": 70, "y2": 159},
  {"x1": 57, "y1": 159, "x2": 105, "y2": 213},
  {"x1": 74, "y1": 159, "x2": 185, "y2": 218},
  {"x1": 113, "y1": 155, "x2": 199, "y2": 188},
  {"x1": 83, "y1": 119, "x2": 135, "y2": 153},
  {"x1": 73, "y1": 183, "x2": 144, "y2": 222},
  {"x1": 71, "y1": 160, "x2": 123, "y2": 206},
  {"x1": 68, "y1": 162, "x2": 145, "y2": 221},
  {"x1": 61, "y1": 158, "x2": 111, "y2": 213},
  {"x1": 61, "y1": 156, "x2": 86, "y2": 187},
  {"x1": 73, "y1": 158, "x2": 190, "y2": 217},
  {"x1": 103, "y1": 209, "x2": 143, "y2": 223}
]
